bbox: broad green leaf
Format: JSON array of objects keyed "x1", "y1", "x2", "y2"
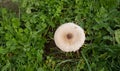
[
  {"x1": 26, "y1": 7, "x2": 32, "y2": 14},
  {"x1": 115, "y1": 29, "x2": 120, "y2": 44},
  {"x1": 1, "y1": 60, "x2": 10, "y2": 71},
  {"x1": 12, "y1": 18, "x2": 20, "y2": 28},
  {"x1": 0, "y1": 47, "x2": 8, "y2": 54}
]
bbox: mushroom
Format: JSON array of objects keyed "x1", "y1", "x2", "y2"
[{"x1": 54, "y1": 23, "x2": 85, "y2": 52}]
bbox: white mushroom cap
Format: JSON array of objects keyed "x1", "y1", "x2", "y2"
[{"x1": 54, "y1": 22, "x2": 85, "y2": 52}]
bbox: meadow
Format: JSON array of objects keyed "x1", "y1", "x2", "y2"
[{"x1": 0, "y1": 0, "x2": 120, "y2": 71}]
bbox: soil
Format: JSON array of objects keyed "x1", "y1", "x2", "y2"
[{"x1": 0, "y1": 0, "x2": 19, "y2": 16}]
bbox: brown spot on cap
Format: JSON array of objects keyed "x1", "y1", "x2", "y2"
[{"x1": 66, "y1": 33, "x2": 73, "y2": 40}]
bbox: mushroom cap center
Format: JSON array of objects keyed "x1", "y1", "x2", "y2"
[{"x1": 66, "y1": 33, "x2": 73, "y2": 39}]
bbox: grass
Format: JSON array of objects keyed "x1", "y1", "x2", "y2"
[{"x1": 0, "y1": 0, "x2": 120, "y2": 71}]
